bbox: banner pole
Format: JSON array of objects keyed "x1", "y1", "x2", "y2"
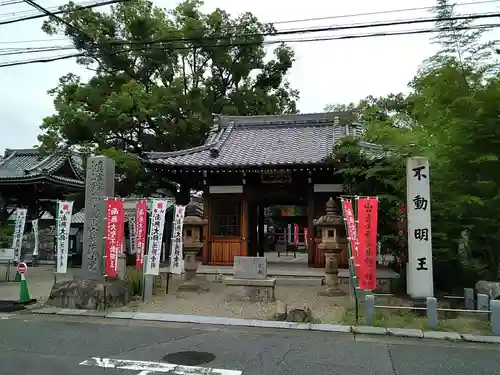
[
  {"x1": 340, "y1": 197, "x2": 360, "y2": 324},
  {"x1": 53, "y1": 200, "x2": 59, "y2": 286}
]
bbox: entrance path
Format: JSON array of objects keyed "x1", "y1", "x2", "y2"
[{"x1": 117, "y1": 275, "x2": 347, "y2": 324}]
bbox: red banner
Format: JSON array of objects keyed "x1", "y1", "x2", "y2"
[
  {"x1": 105, "y1": 199, "x2": 124, "y2": 277},
  {"x1": 135, "y1": 200, "x2": 148, "y2": 269},
  {"x1": 341, "y1": 199, "x2": 359, "y2": 277},
  {"x1": 293, "y1": 224, "x2": 299, "y2": 248},
  {"x1": 357, "y1": 198, "x2": 378, "y2": 290},
  {"x1": 304, "y1": 228, "x2": 309, "y2": 249}
]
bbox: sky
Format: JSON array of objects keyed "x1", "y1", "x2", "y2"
[{"x1": 0, "y1": 0, "x2": 498, "y2": 153}]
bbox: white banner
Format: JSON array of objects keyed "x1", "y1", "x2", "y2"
[
  {"x1": 32, "y1": 219, "x2": 39, "y2": 256},
  {"x1": 56, "y1": 201, "x2": 74, "y2": 274},
  {"x1": 12, "y1": 208, "x2": 27, "y2": 262},
  {"x1": 128, "y1": 216, "x2": 137, "y2": 254},
  {"x1": 144, "y1": 200, "x2": 169, "y2": 275},
  {"x1": 406, "y1": 157, "x2": 434, "y2": 298},
  {"x1": 169, "y1": 205, "x2": 186, "y2": 275}
]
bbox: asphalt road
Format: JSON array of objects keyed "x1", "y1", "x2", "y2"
[{"x1": 1, "y1": 314, "x2": 500, "y2": 375}]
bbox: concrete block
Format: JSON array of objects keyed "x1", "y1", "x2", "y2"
[
  {"x1": 423, "y1": 331, "x2": 462, "y2": 341},
  {"x1": 106, "y1": 311, "x2": 136, "y2": 319},
  {"x1": 426, "y1": 297, "x2": 438, "y2": 329},
  {"x1": 352, "y1": 326, "x2": 388, "y2": 335},
  {"x1": 57, "y1": 309, "x2": 88, "y2": 316},
  {"x1": 464, "y1": 288, "x2": 474, "y2": 310},
  {"x1": 32, "y1": 307, "x2": 62, "y2": 314},
  {"x1": 279, "y1": 322, "x2": 311, "y2": 330},
  {"x1": 132, "y1": 312, "x2": 171, "y2": 321},
  {"x1": 461, "y1": 334, "x2": 500, "y2": 344},
  {"x1": 310, "y1": 324, "x2": 351, "y2": 333},
  {"x1": 80, "y1": 310, "x2": 107, "y2": 317},
  {"x1": 364, "y1": 294, "x2": 375, "y2": 326},
  {"x1": 387, "y1": 328, "x2": 423, "y2": 338},
  {"x1": 491, "y1": 300, "x2": 500, "y2": 336}
]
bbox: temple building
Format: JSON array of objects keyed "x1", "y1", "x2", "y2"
[
  {"x1": 0, "y1": 148, "x2": 85, "y2": 218},
  {"x1": 144, "y1": 112, "x2": 370, "y2": 268}
]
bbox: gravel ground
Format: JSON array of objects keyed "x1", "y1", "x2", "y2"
[{"x1": 117, "y1": 277, "x2": 347, "y2": 323}]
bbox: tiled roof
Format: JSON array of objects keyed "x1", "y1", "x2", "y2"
[
  {"x1": 145, "y1": 112, "x2": 364, "y2": 168},
  {"x1": 0, "y1": 148, "x2": 84, "y2": 186}
]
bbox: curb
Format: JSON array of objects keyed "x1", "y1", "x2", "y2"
[{"x1": 30, "y1": 308, "x2": 500, "y2": 344}]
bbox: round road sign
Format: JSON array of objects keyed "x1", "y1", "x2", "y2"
[{"x1": 17, "y1": 262, "x2": 27, "y2": 275}]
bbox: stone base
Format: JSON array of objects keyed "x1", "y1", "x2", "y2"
[
  {"x1": 45, "y1": 279, "x2": 130, "y2": 310},
  {"x1": 177, "y1": 278, "x2": 210, "y2": 293},
  {"x1": 224, "y1": 278, "x2": 276, "y2": 302}
]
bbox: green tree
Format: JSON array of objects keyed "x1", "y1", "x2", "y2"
[
  {"x1": 38, "y1": 0, "x2": 298, "y2": 196},
  {"x1": 327, "y1": 0, "x2": 500, "y2": 289}
]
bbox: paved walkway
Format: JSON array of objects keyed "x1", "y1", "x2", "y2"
[{"x1": 0, "y1": 264, "x2": 72, "y2": 303}]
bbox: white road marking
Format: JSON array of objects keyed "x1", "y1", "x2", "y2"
[
  {"x1": 79, "y1": 357, "x2": 242, "y2": 375},
  {"x1": 0, "y1": 313, "x2": 14, "y2": 320}
]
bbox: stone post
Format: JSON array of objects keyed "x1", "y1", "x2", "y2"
[
  {"x1": 364, "y1": 294, "x2": 375, "y2": 325},
  {"x1": 464, "y1": 288, "x2": 474, "y2": 310},
  {"x1": 314, "y1": 197, "x2": 347, "y2": 297},
  {"x1": 426, "y1": 297, "x2": 438, "y2": 329},
  {"x1": 82, "y1": 156, "x2": 115, "y2": 279}
]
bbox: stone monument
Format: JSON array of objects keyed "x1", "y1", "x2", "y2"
[
  {"x1": 45, "y1": 155, "x2": 130, "y2": 310},
  {"x1": 225, "y1": 256, "x2": 276, "y2": 302},
  {"x1": 315, "y1": 197, "x2": 347, "y2": 296},
  {"x1": 82, "y1": 155, "x2": 116, "y2": 277}
]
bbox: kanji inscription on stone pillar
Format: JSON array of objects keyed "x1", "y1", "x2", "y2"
[{"x1": 82, "y1": 156, "x2": 115, "y2": 278}]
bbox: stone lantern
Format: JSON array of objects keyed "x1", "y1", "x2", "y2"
[
  {"x1": 178, "y1": 203, "x2": 208, "y2": 292},
  {"x1": 314, "y1": 197, "x2": 347, "y2": 296}
]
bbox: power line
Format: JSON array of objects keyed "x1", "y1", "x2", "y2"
[
  {"x1": 0, "y1": 0, "x2": 23, "y2": 6},
  {"x1": 0, "y1": 38, "x2": 68, "y2": 45},
  {"x1": 1, "y1": 23, "x2": 498, "y2": 68},
  {"x1": 271, "y1": 0, "x2": 500, "y2": 24},
  {"x1": 23, "y1": 0, "x2": 92, "y2": 43},
  {"x1": 1, "y1": 1, "x2": 497, "y2": 45},
  {"x1": 0, "y1": 0, "x2": 97, "y2": 17},
  {"x1": 0, "y1": 0, "x2": 127, "y2": 25},
  {"x1": 1, "y1": 11, "x2": 497, "y2": 55},
  {"x1": 110, "y1": 12, "x2": 500, "y2": 46}
]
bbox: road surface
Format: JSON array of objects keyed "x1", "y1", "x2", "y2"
[{"x1": 0, "y1": 313, "x2": 499, "y2": 375}]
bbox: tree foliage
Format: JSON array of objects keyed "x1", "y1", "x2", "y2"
[
  {"x1": 37, "y1": 0, "x2": 298, "y2": 196},
  {"x1": 329, "y1": 0, "x2": 500, "y2": 289}
]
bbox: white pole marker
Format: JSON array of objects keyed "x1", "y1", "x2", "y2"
[{"x1": 79, "y1": 357, "x2": 242, "y2": 375}]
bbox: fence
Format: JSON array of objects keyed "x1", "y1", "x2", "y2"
[{"x1": 363, "y1": 289, "x2": 500, "y2": 336}]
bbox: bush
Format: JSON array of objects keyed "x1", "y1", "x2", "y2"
[{"x1": 124, "y1": 267, "x2": 143, "y2": 296}]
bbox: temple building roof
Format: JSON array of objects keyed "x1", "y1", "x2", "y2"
[
  {"x1": 145, "y1": 112, "x2": 368, "y2": 169},
  {"x1": 0, "y1": 148, "x2": 84, "y2": 187}
]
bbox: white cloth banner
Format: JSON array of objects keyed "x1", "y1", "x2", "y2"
[
  {"x1": 12, "y1": 208, "x2": 27, "y2": 262},
  {"x1": 32, "y1": 219, "x2": 39, "y2": 256},
  {"x1": 406, "y1": 157, "x2": 434, "y2": 298},
  {"x1": 169, "y1": 205, "x2": 186, "y2": 275},
  {"x1": 144, "y1": 199, "x2": 169, "y2": 275},
  {"x1": 56, "y1": 201, "x2": 74, "y2": 274}
]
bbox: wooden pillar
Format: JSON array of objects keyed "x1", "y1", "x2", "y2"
[
  {"x1": 258, "y1": 203, "x2": 265, "y2": 257},
  {"x1": 241, "y1": 195, "x2": 248, "y2": 257},
  {"x1": 202, "y1": 192, "x2": 210, "y2": 265},
  {"x1": 307, "y1": 187, "x2": 315, "y2": 266}
]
